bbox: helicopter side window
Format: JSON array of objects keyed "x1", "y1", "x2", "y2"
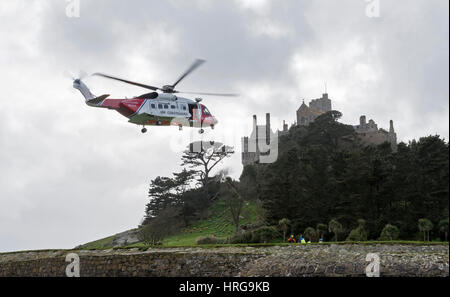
[
  {"x1": 164, "y1": 104, "x2": 169, "y2": 109},
  {"x1": 151, "y1": 103, "x2": 156, "y2": 109},
  {"x1": 171, "y1": 105, "x2": 176, "y2": 109},
  {"x1": 182, "y1": 105, "x2": 187, "y2": 111},
  {"x1": 202, "y1": 106, "x2": 211, "y2": 116},
  {"x1": 158, "y1": 104, "x2": 162, "y2": 109}
]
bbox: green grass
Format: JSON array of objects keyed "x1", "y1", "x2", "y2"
[
  {"x1": 76, "y1": 235, "x2": 115, "y2": 250},
  {"x1": 73, "y1": 199, "x2": 261, "y2": 251},
  {"x1": 162, "y1": 198, "x2": 261, "y2": 246}
]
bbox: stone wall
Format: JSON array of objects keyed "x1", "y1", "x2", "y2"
[{"x1": 0, "y1": 244, "x2": 448, "y2": 277}]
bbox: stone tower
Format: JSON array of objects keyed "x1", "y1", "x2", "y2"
[{"x1": 296, "y1": 93, "x2": 332, "y2": 126}]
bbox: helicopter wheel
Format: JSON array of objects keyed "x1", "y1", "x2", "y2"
[
  {"x1": 141, "y1": 127, "x2": 147, "y2": 133},
  {"x1": 210, "y1": 125, "x2": 215, "y2": 130},
  {"x1": 179, "y1": 125, "x2": 183, "y2": 131},
  {"x1": 199, "y1": 129, "x2": 205, "y2": 134}
]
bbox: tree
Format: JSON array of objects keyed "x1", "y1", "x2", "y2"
[
  {"x1": 239, "y1": 165, "x2": 259, "y2": 201},
  {"x1": 379, "y1": 224, "x2": 400, "y2": 241},
  {"x1": 304, "y1": 227, "x2": 317, "y2": 242},
  {"x1": 278, "y1": 218, "x2": 291, "y2": 242},
  {"x1": 173, "y1": 168, "x2": 196, "y2": 196},
  {"x1": 143, "y1": 176, "x2": 177, "y2": 224},
  {"x1": 181, "y1": 141, "x2": 234, "y2": 200},
  {"x1": 418, "y1": 218, "x2": 433, "y2": 241},
  {"x1": 316, "y1": 223, "x2": 328, "y2": 241},
  {"x1": 306, "y1": 110, "x2": 357, "y2": 151},
  {"x1": 439, "y1": 219, "x2": 448, "y2": 241},
  {"x1": 251, "y1": 114, "x2": 449, "y2": 241},
  {"x1": 328, "y1": 219, "x2": 343, "y2": 242},
  {"x1": 346, "y1": 219, "x2": 368, "y2": 241},
  {"x1": 138, "y1": 206, "x2": 184, "y2": 245},
  {"x1": 222, "y1": 176, "x2": 245, "y2": 234}
]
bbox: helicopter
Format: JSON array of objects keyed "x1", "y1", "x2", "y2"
[{"x1": 72, "y1": 59, "x2": 237, "y2": 134}]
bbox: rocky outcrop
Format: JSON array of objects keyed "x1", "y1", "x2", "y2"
[
  {"x1": 110, "y1": 229, "x2": 140, "y2": 247},
  {"x1": 0, "y1": 244, "x2": 448, "y2": 277}
]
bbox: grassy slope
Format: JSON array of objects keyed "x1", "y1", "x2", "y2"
[
  {"x1": 76, "y1": 235, "x2": 116, "y2": 250},
  {"x1": 162, "y1": 198, "x2": 261, "y2": 246},
  {"x1": 78, "y1": 198, "x2": 262, "y2": 249}
]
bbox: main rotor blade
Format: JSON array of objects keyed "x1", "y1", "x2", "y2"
[
  {"x1": 93, "y1": 73, "x2": 161, "y2": 91},
  {"x1": 175, "y1": 91, "x2": 239, "y2": 97},
  {"x1": 172, "y1": 59, "x2": 205, "y2": 88},
  {"x1": 63, "y1": 70, "x2": 88, "y2": 80}
]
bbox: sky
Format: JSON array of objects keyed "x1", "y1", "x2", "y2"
[{"x1": 0, "y1": 0, "x2": 448, "y2": 252}]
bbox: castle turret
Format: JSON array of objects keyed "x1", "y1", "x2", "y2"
[
  {"x1": 360, "y1": 115, "x2": 367, "y2": 126},
  {"x1": 253, "y1": 115, "x2": 259, "y2": 155},
  {"x1": 266, "y1": 113, "x2": 271, "y2": 145},
  {"x1": 389, "y1": 120, "x2": 395, "y2": 133}
]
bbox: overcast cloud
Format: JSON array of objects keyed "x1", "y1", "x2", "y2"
[{"x1": 0, "y1": 0, "x2": 448, "y2": 252}]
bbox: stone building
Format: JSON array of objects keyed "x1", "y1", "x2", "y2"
[
  {"x1": 241, "y1": 93, "x2": 398, "y2": 166},
  {"x1": 297, "y1": 93, "x2": 332, "y2": 126},
  {"x1": 354, "y1": 115, "x2": 398, "y2": 152}
]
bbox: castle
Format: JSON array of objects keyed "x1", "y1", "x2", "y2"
[
  {"x1": 354, "y1": 115, "x2": 397, "y2": 151},
  {"x1": 297, "y1": 93, "x2": 332, "y2": 126},
  {"x1": 242, "y1": 93, "x2": 398, "y2": 166}
]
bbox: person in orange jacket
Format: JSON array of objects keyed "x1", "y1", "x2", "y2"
[{"x1": 287, "y1": 234, "x2": 297, "y2": 243}]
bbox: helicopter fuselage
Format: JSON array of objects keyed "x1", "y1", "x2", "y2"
[
  {"x1": 73, "y1": 59, "x2": 234, "y2": 133},
  {"x1": 91, "y1": 93, "x2": 218, "y2": 128}
]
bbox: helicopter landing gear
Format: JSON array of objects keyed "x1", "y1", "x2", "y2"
[
  {"x1": 141, "y1": 127, "x2": 147, "y2": 133},
  {"x1": 210, "y1": 125, "x2": 215, "y2": 130},
  {"x1": 156, "y1": 120, "x2": 162, "y2": 126},
  {"x1": 179, "y1": 125, "x2": 183, "y2": 131},
  {"x1": 199, "y1": 129, "x2": 205, "y2": 134}
]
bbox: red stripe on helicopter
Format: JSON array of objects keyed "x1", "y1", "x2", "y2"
[{"x1": 100, "y1": 98, "x2": 145, "y2": 118}]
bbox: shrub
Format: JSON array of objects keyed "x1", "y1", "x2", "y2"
[
  {"x1": 230, "y1": 231, "x2": 253, "y2": 244},
  {"x1": 304, "y1": 227, "x2": 317, "y2": 242},
  {"x1": 346, "y1": 219, "x2": 368, "y2": 241},
  {"x1": 138, "y1": 206, "x2": 184, "y2": 245},
  {"x1": 438, "y1": 219, "x2": 448, "y2": 241},
  {"x1": 251, "y1": 226, "x2": 282, "y2": 243},
  {"x1": 278, "y1": 218, "x2": 291, "y2": 242},
  {"x1": 230, "y1": 226, "x2": 281, "y2": 243},
  {"x1": 346, "y1": 228, "x2": 368, "y2": 241},
  {"x1": 195, "y1": 235, "x2": 219, "y2": 245},
  {"x1": 138, "y1": 223, "x2": 165, "y2": 245},
  {"x1": 378, "y1": 224, "x2": 400, "y2": 241},
  {"x1": 418, "y1": 218, "x2": 433, "y2": 241},
  {"x1": 328, "y1": 219, "x2": 343, "y2": 242},
  {"x1": 316, "y1": 223, "x2": 328, "y2": 240}
]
